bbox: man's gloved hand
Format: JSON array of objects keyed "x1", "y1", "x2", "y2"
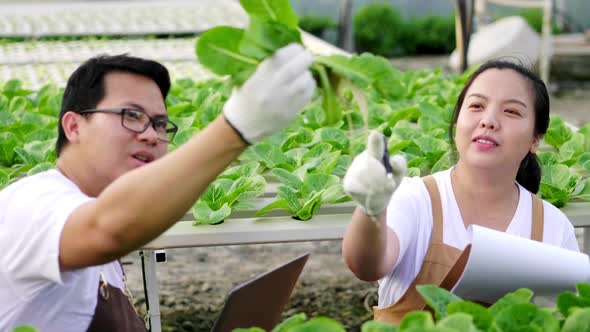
[
  {"x1": 343, "y1": 130, "x2": 407, "y2": 218},
  {"x1": 223, "y1": 43, "x2": 316, "y2": 144}
]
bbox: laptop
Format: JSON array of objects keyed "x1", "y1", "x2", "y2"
[{"x1": 211, "y1": 252, "x2": 310, "y2": 332}]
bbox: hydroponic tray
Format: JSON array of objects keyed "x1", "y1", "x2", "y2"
[
  {"x1": 142, "y1": 201, "x2": 590, "y2": 249},
  {"x1": 0, "y1": 0, "x2": 247, "y2": 38}
]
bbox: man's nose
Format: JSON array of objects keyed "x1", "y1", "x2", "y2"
[{"x1": 137, "y1": 124, "x2": 160, "y2": 144}]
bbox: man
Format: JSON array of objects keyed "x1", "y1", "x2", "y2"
[{"x1": 0, "y1": 44, "x2": 315, "y2": 331}]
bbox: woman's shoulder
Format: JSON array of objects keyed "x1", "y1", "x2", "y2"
[
  {"x1": 541, "y1": 198, "x2": 573, "y2": 226},
  {"x1": 392, "y1": 168, "x2": 453, "y2": 204}
]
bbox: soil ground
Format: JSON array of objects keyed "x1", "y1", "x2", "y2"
[{"x1": 123, "y1": 55, "x2": 590, "y2": 332}]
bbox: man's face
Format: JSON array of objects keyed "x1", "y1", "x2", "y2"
[{"x1": 76, "y1": 71, "x2": 168, "y2": 187}]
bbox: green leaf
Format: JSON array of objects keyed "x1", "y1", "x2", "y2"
[
  {"x1": 302, "y1": 173, "x2": 340, "y2": 196},
  {"x1": 361, "y1": 320, "x2": 398, "y2": 332},
  {"x1": 557, "y1": 291, "x2": 590, "y2": 317},
  {"x1": 280, "y1": 128, "x2": 313, "y2": 151},
  {"x1": 540, "y1": 164, "x2": 579, "y2": 207},
  {"x1": 387, "y1": 106, "x2": 421, "y2": 128},
  {"x1": 488, "y1": 288, "x2": 534, "y2": 316},
  {"x1": 447, "y1": 301, "x2": 493, "y2": 331},
  {"x1": 315, "y1": 53, "x2": 405, "y2": 99},
  {"x1": 399, "y1": 311, "x2": 435, "y2": 330},
  {"x1": 272, "y1": 168, "x2": 303, "y2": 190},
  {"x1": 431, "y1": 151, "x2": 454, "y2": 173},
  {"x1": 577, "y1": 283, "x2": 590, "y2": 299},
  {"x1": 537, "y1": 151, "x2": 559, "y2": 166},
  {"x1": 272, "y1": 313, "x2": 308, "y2": 332},
  {"x1": 223, "y1": 175, "x2": 266, "y2": 207},
  {"x1": 0, "y1": 132, "x2": 19, "y2": 166},
  {"x1": 311, "y1": 128, "x2": 349, "y2": 151},
  {"x1": 201, "y1": 180, "x2": 230, "y2": 209},
  {"x1": 196, "y1": 26, "x2": 258, "y2": 85},
  {"x1": 256, "y1": 198, "x2": 291, "y2": 217},
  {"x1": 14, "y1": 138, "x2": 57, "y2": 165},
  {"x1": 245, "y1": 143, "x2": 295, "y2": 171},
  {"x1": 192, "y1": 201, "x2": 232, "y2": 225},
  {"x1": 278, "y1": 185, "x2": 303, "y2": 213},
  {"x1": 240, "y1": 17, "x2": 302, "y2": 60},
  {"x1": 436, "y1": 313, "x2": 478, "y2": 332},
  {"x1": 407, "y1": 167, "x2": 421, "y2": 177},
  {"x1": 545, "y1": 115, "x2": 572, "y2": 149},
  {"x1": 2, "y1": 79, "x2": 33, "y2": 100},
  {"x1": 220, "y1": 161, "x2": 261, "y2": 180},
  {"x1": 562, "y1": 308, "x2": 590, "y2": 332},
  {"x1": 8, "y1": 96, "x2": 32, "y2": 113},
  {"x1": 295, "y1": 191, "x2": 323, "y2": 220},
  {"x1": 313, "y1": 63, "x2": 342, "y2": 126},
  {"x1": 573, "y1": 178, "x2": 590, "y2": 202},
  {"x1": 490, "y1": 303, "x2": 559, "y2": 332},
  {"x1": 416, "y1": 285, "x2": 462, "y2": 320},
  {"x1": 321, "y1": 184, "x2": 346, "y2": 204},
  {"x1": 27, "y1": 162, "x2": 54, "y2": 176},
  {"x1": 240, "y1": 0, "x2": 299, "y2": 29},
  {"x1": 312, "y1": 151, "x2": 342, "y2": 174},
  {"x1": 302, "y1": 143, "x2": 333, "y2": 161},
  {"x1": 0, "y1": 111, "x2": 16, "y2": 127},
  {"x1": 288, "y1": 317, "x2": 345, "y2": 332},
  {"x1": 10, "y1": 326, "x2": 40, "y2": 332},
  {"x1": 559, "y1": 132, "x2": 586, "y2": 166}
]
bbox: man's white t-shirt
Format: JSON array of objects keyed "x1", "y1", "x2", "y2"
[
  {"x1": 0, "y1": 169, "x2": 126, "y2": 332},
  {"x1": 377, "y1": 168, "x2": 579, "y2": 308}
]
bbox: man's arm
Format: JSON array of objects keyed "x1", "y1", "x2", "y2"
[
  {"x1": 59, "y1": 44, "x2": 315, "y2": 271},
  {"x1": 59, "y1": 116, "x2": 246, "y2": 270}
]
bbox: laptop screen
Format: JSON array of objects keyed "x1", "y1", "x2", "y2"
[{"x1": 211, "y1": 252, "x2": 310, "y2": 332}]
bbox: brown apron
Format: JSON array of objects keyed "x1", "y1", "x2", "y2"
[
  {"x1": 86, "y1": 261, "x2": 147, "y2": 332},
  {"x1": 373, "y1": 175, "x2": 545, "y2": 323}
]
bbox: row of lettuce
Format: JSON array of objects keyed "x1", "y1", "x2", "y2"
[
  {"x1": 9, "y1": 283, "x2": 590, "y2": 331},
  {"x1": 0, "y1": 62, "x2": 589, "y2": 223},
  {"x1": 235, "y1": 283, "x2": 590, "y2": 332}
]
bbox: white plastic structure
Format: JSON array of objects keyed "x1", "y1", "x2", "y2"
[
  {"x1": 450, "y1": 16, "x2": 543, "y2": 72},
  {"x1": 471, "y1": 0, "x2": 553, "y2": 83}
]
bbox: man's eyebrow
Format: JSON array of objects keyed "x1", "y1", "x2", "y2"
[
  {"x1": 466, "y1": 93, "x2": 527, "y2": 108},
  {"x1": 125, "y1": 102, "x2": 168, "y2": 119}
]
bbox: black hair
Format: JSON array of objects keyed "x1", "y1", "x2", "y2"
[
  {"x1": 448, "y1": 59, "x2": 550, "y2": 194},
  {"x1": 56, "y1": 54, "x2": 171, "y2": 156}
]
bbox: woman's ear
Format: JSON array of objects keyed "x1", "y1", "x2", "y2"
[
  {"x1": 530, "y1": 135, "x2": 541, "y2": 154},
  {"x1": 62, "y1": 112, "x2": 82, "y2": 144}
]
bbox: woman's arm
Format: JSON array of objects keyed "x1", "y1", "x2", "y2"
[{"x1": 342, "y1": 208, "x2": 400, "y2": 281}]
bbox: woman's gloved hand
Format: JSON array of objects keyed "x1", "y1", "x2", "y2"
[
  {"x1": 223, "y1": 43, "x2": 316, "y2": 144},
  {"x1": 343, "y1": 130, "x2": 407, "y2": 218}
]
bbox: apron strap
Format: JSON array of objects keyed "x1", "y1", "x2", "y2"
[
  {"x1": 422, "y1": 175, "x2": 443, "y2": 244},
  {"x1": 530, "y1": 193, "x2": 544, "y2": 242}
]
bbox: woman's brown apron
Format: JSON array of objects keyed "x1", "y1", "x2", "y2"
[
  {"x1": 373, "y1": 175, "x2": 545, "y2": 324},
  {"x1": 86, "y1": 261, "x2": 147, "y2": 332}
]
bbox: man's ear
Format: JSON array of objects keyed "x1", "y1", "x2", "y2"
[
  {"x1": 62, "y1": 112, "x2": 83, "y2": 144},
  {"x1": 530, "y1": 135, "x2": 541, "y2": 154}
]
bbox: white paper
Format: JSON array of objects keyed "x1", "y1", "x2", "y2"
[{"x1": 451, "y1": 225, "x2": 590, "y2": 304}]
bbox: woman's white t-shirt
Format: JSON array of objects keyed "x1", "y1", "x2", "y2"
[
  {"x1": 377, "y1": 168, "x2": 579, "y2": 308},
  {"x1": 0, "y1": 169, "x2": 126, "y2": 332}
]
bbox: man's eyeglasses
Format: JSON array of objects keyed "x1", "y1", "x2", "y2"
[{"x1": 78, "y1": 108, "x2": 178, "y2": 142}]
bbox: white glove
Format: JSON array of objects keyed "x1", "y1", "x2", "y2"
[
  {"x1": 343, "y1": 130, "x2": 407, "y2": 217},
  {"x1": 223, "y1": 43, "x2": 316, "y2": 144}
]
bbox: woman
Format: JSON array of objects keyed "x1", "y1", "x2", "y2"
[{"x1": 341, "y1": 60, "x2": 579, "y2": 323}]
